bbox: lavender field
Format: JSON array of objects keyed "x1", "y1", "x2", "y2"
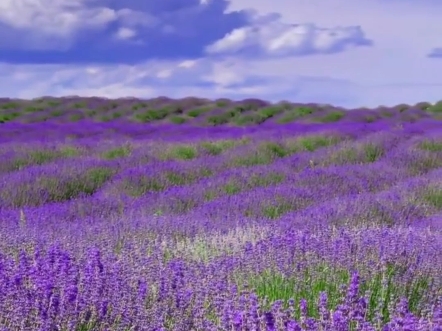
[{"x1": 0, "y1": 96, "x2": 441, "y2": 331}]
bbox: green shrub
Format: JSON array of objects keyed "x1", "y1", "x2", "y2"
[{"x1": 169, "y1": 116, "x2": 187, "y2": 124}]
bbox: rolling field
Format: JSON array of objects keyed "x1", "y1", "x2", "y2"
[{"x1": 0, "y1": 96, "x2": 441, "y2": 330}]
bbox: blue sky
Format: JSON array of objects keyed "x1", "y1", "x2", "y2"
[{"x1": 1, "y1": 0, "x2": 442, "y2": 108}]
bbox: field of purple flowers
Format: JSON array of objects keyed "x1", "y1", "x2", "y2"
[{"x1": 0, "y1": 96, "x2": 441, "y2": 331}]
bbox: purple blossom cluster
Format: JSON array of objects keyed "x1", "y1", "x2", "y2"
[{"x1": 0, "y1": 103, "x2": 441, "y2": 330}]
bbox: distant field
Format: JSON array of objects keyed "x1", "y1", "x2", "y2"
[
  {"x1": 0, "y1": 96, "x2": 441, "y2": 126},
  {"x1": 0, "y1": 96, "x2": 441, "y2": 330}
]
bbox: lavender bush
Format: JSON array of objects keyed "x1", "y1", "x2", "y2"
[{"x1": 0, "y1": 97, "x2": 441, "y2": 331}]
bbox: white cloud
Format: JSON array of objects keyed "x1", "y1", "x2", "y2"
[
  {"x1": 0, "y1": 0, "x2": 165, "y2": 50},
  {"x1": 0, "y1": 0, "x2": 117, "y2": 38},
  {"x1": 116, "y1": 8, "x2": 159, "y2": 28},
  {"x1": 205, "y1": 16, "x2": 372, "y2": 57},
  {"x1": 156, "y1": 69, "x2": 172, "y2": 78},
  {"x1": 115, "y1": 27, "x2": 137, "y2": 40},
  {"x1": 178, "y1": 60, "x2": 197, "y2": 68}
]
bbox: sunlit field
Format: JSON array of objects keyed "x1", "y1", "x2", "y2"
[{"x1": 0, "y1": 96, "x2": 441, "y2": 331}]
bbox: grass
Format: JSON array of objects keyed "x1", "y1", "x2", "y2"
[
  {"x1": 206, "y1": 113, "x2": 231, "y2": 125},
  {"x1": 2, "y1": 167, "x2": 115, "y2": 208},
  {"x1": 418, "y1": 139, "x2": 442, "y2": 152},
  {"x1": 169, "y1": 115, "x2": 187, "y2": 124},
  {"x1": 277, "y1": 107, "x2": 315, "y2": 123},
  {"x1": 363, "y1": 143, "x2": 385, "y2": 162},
  {"x1": 199, "y1": 139, "x2": 240, "y2": 155},
  {"x1": 187, "y1": 106, "x2": 211, "y2": 117},
  {"x1": 24, "y1": 106, "x2": 45, "y2": 113},
  {"x1": 0, "y1": 102, "x2": 20, "y2": 110},
  {"x1": 222, "y1": 181, "x2": 242, "y2": 195},
  {"x1": 160, "y1": 144, "x2": 198, "y2": 160},
  {"x1": 316, "y1": 111, "x2": 345, "y2": 123},
  {"x1": 134, "y1": 108, "x2": 169, "y2": 122},
  {"x1": 69, "y1": 113, "x2": 84, "y2": 122},
  {"x1": 261, "y1": 201, "x2": 293, "y2": 219},
  {"x1": 230, "y1": 135, "x2": 343, "y2": 167},
  {"x1": 101, "y1": 145, "x2": 132, "y2": 160},
  {"x1": 233, "y1": 112, "x2": 266, "y2": 126},
  {"x1": 427, "y1": 101, "x2": 442, "y2": 114},
  {"x1": 248, "y1": 172, "x2": 286, "y2": 187},
  {"x1": 121, "y1": 167, "x2": 212, "y2": 197},
  {"x1": 235, "y1": 262, "x2": 430, "y2": 324},
  {"x1": 422, "y1": 187, "x2": 442, "y2": 209},
  {"x1": 59, "y1": 146, "x2": 80, "y2": 157},
  {"x1": 0, "y1": 112, "x2": 21, "y2": 123},
  {"x1": 7, "y1": 148, "x2": 67, "y2": 171}
]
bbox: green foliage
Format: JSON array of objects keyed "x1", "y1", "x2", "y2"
[
  {"x1": 407, "y1": 152, "x2": 442, "y2": 175},
  {"x1": 80, "y1": 168, "x2": 115, "y2": 195},
  {"x1": 122, "y1": 168, "x2": 210, "y2": 197},
  {"x1": 231, "y1": 136, "x2": 341, "y2": 167},
  {"x1": 231, "y1": 141, "x2": 291, "y2": 166},
  {"x1": 248, "y1": 172, "x2": 285, "y2": 187},
  {"x1": 166, "y1": 145, "x2": 198, "y2": 160},
  {"x1": 418, "y1": 139, "x2": 442, "y2": 152},
  {"x1": 277, "y1": 107, "x2": 315, "y2": 123},
  {"x1": 169, "y1": 115, "x2": 187, "y2": 124},
  {"x1": 131, "y1": 103, "x2": 148, "y2": 111},
  {"x1": 24, "y1": 106, "x2": 45, "y2": 113},
  {"x1": 0, "y1": 102, "x2": 20, "y2": 110},
  {"x1": 4, "y1": 167, "x2": 115, "y2": 207},
  {"x1": 236, "y1": 263, "x2": 430, "y2": 323},
  {"x1": 206, "y1": 114, "x2": 230, "y2": 126},
  {"x1": 73, "y1": 102, "x2": 87, "y2": 108},
  {"x1": 134, "y1": 108, "x2": 169, "y2": 122},
  {"x1": 59, "y1": 146, "x2": 80, "y2": 157},
  {"x1": 0, "y1": 112, "x2": 21, "y2": 123},
  {"x1": 98, "y1": 115, "x2": 112, "y2": 122},
  {"x1": 203, "y1": 190, "x2": 218, "y2": 201},
  {"x1": 222, "y1": 181, "x2": 242, "y2": 195},
  {"x1": 199, "y1": 140, "x2": 239, "y2": 155},
  {"x1": 101, "y1": 146, "x2": 132, "y2": 160},
  {"x1": 292, "y1": 135, "x2": 341, "y2": 152},
  {"x1": 422, "y1": 187, "x2": 442, "y2": 209},
  {"x1": 187, "y1": 107, "x2": 211, "y2": 117},
  {"x1": 327, "y1": 148, "x2": 359, "y2": 165},
  {"x1": 215, "y1": 100, "x2": 229, "y2": 107},
  {"x1": 316, "y1": 111, "x2": 345, "y2": 123},
  {"x1": 232, "y1": 153, "x2": 273, "y2": 166},
  {"x1": 259, "y1": 141, "x2": 289, "y2": 157},
  {"x1": 84, "y1": 109, "x2": 97, "y2": 117},
  {"x1": 233, "y1": 113, "x2": 266, "y2": 126},
  {"x1": 11, "y1": 149, "x2": 63, "y2": 170},
  {"x1": 123, "y1": 177, "x2": 165, "y2": 197},
  {"x1": 259, "y1": 106, "x2": 284, "y2": 119},
  {"x1": 363, "y1": 143, "x2": 385, "y2": 162},
  {"x1": 50, "y1": 109, "x2": 64, "y2": 117},
  {"x1": 111, "y1": 112, "x2": 123, "y2": 119},
  {"x1": 69, "y1": 113, "x2": 84, "y2": 122},
  {"x1": 261, "y1": 201, "x2": 292, "y2": 219},
  {"x1": 47, "y1": 100, "x2": 61, "y2": 107}
]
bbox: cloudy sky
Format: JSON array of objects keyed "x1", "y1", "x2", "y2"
[{"x1": 1, "y1": 0, "x2": 442, "y2": 108}]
